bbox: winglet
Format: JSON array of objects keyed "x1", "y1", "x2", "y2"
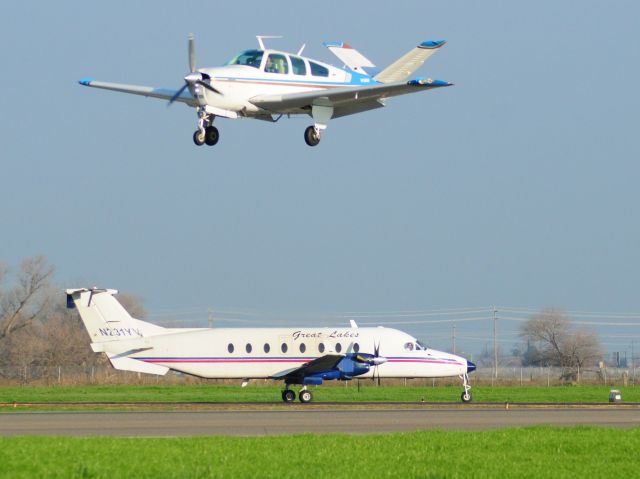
[{"x1": 78, "y1": 77, "x2": 95, "y2": 86}]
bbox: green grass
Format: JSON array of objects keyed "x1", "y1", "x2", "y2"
[
  {"x1": 1, "y1": 383, "x2": 639, "y2": 407},
  {"x1": 1, "y1": 427, "x2": 639, "y2": 478}
]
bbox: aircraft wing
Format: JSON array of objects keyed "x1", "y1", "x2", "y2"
[
  {"x1": 249, "y1": 78, "x2": 452, "y2": 119},
  {"x1": 273, "y1": 354, "x2": 344, "y2": 381},
  {"x1": 78, "y1": 78, "x2": 196, "y2": 106}
]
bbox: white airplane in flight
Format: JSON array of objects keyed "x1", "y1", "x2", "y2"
[
  {"x1": 66, "y1": 288, "x2": 475, "y2": 403},
  {"x1": 78, "y1": 35, "x2": 452, "y2": 147}
]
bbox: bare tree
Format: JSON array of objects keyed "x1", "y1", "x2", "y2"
[
  {"x1": 520, "y1": 309, "x2": 602, "y2": 378},
  {"x1": 0, "y1": 255, "x2": 54, "y2": 340}
]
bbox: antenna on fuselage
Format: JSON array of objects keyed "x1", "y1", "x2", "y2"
[
  {"x1": 256, "y1": 35, "x2": 283, "y2": 50},
  {"x1": 297, "y1": 43, "x2": 306, "y2": 56}
]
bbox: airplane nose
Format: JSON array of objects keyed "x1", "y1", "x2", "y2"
[{"x1": 467, "y1": 361, "x2": 476, "y2": 373}]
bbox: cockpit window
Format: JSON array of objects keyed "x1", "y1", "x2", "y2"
[
  {"x1": 416, "y1": 340, "x2": 427, "y2": 351},
  {"x1": 226, "y1": 49, "x2": 264, "y2": 69},
  {"x1": 265, "y1": 53, "x2": 289, "y2": 74}
]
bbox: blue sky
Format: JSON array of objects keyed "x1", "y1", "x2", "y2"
[{"x1": 1, "y1": 1, "x2": 639, "y2": 357}]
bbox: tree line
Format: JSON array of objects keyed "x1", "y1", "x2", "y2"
[
  {"x1": 0, "y1": 256, "x2": 144, "y2": 382},
  {"x1": 0, "y1": 255, "x2": 603, "y2": 382}
]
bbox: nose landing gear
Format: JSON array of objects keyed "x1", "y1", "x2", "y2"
[
  {"x1": 460, "y1": 373, "x2": 472, "y2": 403},
  {"x1": 193, "y1": 109, "x2": 219, "y2": 147}
]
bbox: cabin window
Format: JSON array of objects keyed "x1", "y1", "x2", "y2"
[
  {"x1": 246, "y1": 343, "x2": 253, "y2": 354},
  {"x1": 265, "y1": 53, "x2": 289, "y2": 74},
  {"x1": 309, "y1": 61, "x2": 329, "y2": 77},
  {"x1": 225, "y1": 49, "x2": 264, "y2": 69},
  {"x1": 353, "y1": 343, "x2": 360, "y2": 353},
  {"x1": 299, "y1": 343, "x2": 306, "y2": 353},
  {"x1": 227, "y1": 343, "x2": 234, "y2": 353},
  {"x1": 281, "y1": 343, "x2": 288, "y2": 353},
  {"x1": 291, "y1": 56, "x2": 306, "y2": 75},
  {"x1": 404, "y1": 342, "x2": 414, "y2": 352},
  {"x1": 264, "y1": 343, "x2": 270, "y2": 353},
  {"x1": 318, "y1": 343, "x2": 325, "y2": 353},
  {"x1": 335, "y1": 342, "x2": 342, "y2": 353}
]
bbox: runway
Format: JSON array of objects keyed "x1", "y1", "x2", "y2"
[{"x1": 2, "y1": 408, "x2": 639, "y2": 436}]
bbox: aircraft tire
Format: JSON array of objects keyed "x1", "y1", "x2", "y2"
[
  {"x1": 461, "y1": 391, "x2": 472, "y2": 403},
  {"x1": 205, "y1": 126, "x2": 219, "y2": 146},
  {"x1": 299, "y1": 390, "x2": 313, "y2": 403},
  {"x1": 282, "y1": 390, "x2": 296, "y2": 403},
  {"x1": 193, "y1": 130, "x2": 205, "y2": 146},
  {"x1": 304, "y1": 126, "x2": 320, "y2": 147}
]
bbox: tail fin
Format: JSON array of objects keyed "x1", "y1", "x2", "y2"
[
  {"x1": 374, "y1": 40, "x2": 446, "y2": 84},
  {"x1": 66, "y1": 288, "x2": 170, "y2": 375},
  {"x1": 66, "y1": 288, "x2": 166, "y2": 342}
]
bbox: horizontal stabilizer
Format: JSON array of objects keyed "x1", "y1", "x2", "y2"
[
  {"x1": 107, "y1": 355, "x2": 169, "y2": 375},
  {"x1": 374, "y1": 40, "x2": 446, "y2": 84},
  {"x1": 323, "y1": 41, "x2": 375, "y2": 74}
]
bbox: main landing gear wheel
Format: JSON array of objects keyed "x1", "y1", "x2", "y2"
[
  {"x1": 205, "y1": 126, "x2": 219, "y2": 146},
  {"x1": 193, "y1": 129, "x2": 205, "y2": 146},
  {"x1": 299, "y1": 390, "x2": 313, "y2": 403},
  {"x1": 461, "y1": 391, "x2": 472, "y2": 403},
  {"x1": 282, "y1": 389, "x2": 296, "y2": 403},
  {"x1": 304, "y1": 126, "x2": 320, "y2": 147}
]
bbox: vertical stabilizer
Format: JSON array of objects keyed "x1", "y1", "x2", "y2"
[{"x1": 66, "y1": 288, "x2": 167, "y2": 343}]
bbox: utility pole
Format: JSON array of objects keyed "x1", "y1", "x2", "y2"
[
  {"x1": 493, "y1": 306, "x2": 498, "y2": 379},
  {"x1": 452, "y1": 322, "x2": 456, "y2": 354},
  {"x1": 208, "y1": 309, "x2": 213, "y2": 328}
]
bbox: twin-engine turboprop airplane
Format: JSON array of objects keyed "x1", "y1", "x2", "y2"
[
  {"x1": 66, "y1": 288, "x2": 475, "y2": 403},
  {"x1": 78, "y1": 35, "x2": 452, "y2": 147}
]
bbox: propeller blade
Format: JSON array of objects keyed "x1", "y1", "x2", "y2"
[
  {"x1": 188, "y1": 33, "x2": 196, "y2": 73},
  {"x1": 168, "y1": 82, "x2": 189, "y2": 106},
  {"x1": 372, "y1": 341, "x2": 380, "y2": 385},
  {"x1": 196, "y1": 80, "x2": 223, "y2": 96}
]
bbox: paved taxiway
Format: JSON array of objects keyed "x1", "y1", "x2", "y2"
[{"x1": 2, "y1": 408, "x2": 639, "y2": 436}]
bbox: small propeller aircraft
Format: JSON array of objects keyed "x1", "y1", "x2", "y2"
[
  {"x1": 66, "y1": 288, "x2": 476, "y2": 403},
  {"x1": 79, "y1": 35, "x2": 452, "y2": 147}
]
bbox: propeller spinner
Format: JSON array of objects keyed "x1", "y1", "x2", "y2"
[{"x1": 169, "y1": 33, "x2": 222, "y2": 105}]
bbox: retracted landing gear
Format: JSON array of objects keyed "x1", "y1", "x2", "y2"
[
  {"x1": 460, "y1": 373, "x2": 472, "y2": 403},
  {"x1": 304, "y1": 126, "x2": 321, "y2": 147}
]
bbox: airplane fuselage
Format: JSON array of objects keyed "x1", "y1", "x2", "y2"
[{"x1": 127, "y1": 326, "x2": 468, "y2": 380}]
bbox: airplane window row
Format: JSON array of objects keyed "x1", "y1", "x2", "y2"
[
  {"x1": 226, "y1": 342, "x2": 360, "y2": 355},
  {"x1": 226, "y1": 50, "x2": 330, "y2": 78}
]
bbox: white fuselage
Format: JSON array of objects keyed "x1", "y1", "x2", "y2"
[
  {"x1": 128, "y1": 326, "x2": 468, "y2": 380},
  {"x1": 192, "y1": 48, "x2": 371, "y2": 115}
]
